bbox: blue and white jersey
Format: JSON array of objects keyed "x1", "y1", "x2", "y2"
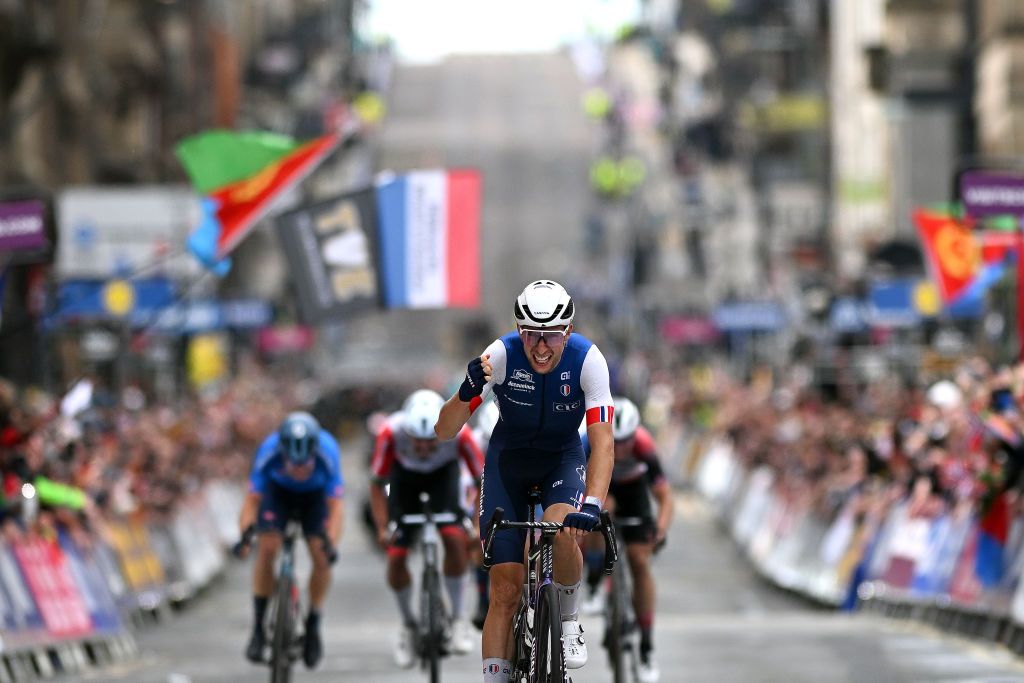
[
  {"x1": 475, "y1": 331, "x2": 613, "y2": 451},
  {"x1": 249, "y1": 431, "x2": 344, "y2": 498}
]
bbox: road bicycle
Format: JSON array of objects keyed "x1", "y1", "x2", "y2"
[
  {"x1": 603, "y1": 516, "x2": 647, "y2": 683},
  {"x1": 395, "y1": 491, "x2": 460, "y2": 683},
  {"x1": 235, "y1": 522, "x2": 336, "y2": 683},
  {"x1": 482, "y1": 488, "x2": 618, "y2": 683}
]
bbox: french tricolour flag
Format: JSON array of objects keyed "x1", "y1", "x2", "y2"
[{"x1": 376, "y1": 169, "x2": 481, "y2": 309}]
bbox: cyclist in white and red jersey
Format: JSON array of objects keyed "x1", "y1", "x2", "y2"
[
  {"x1": 581, "y1": 397, "x2": 673, "y2": 683},
  {"x1": 369, "y1": 389, "x2": 484, "y2": 666}
]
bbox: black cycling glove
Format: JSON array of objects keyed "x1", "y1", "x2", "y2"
[{"x1": 458, "y1": 356, "x2": 487, "y2": 402}]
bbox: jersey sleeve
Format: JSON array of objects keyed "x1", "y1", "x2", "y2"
[
  {"x1": 634, "y1": 426, "x2": 666, "y2": 486},
  {"x1": 321, "y1": 434, "x2": 345, "y2": 498},
  {"x1": 248, "y1": 435, "x2": 278, "y2": 495},
  {"x1": 470, "y1": 338, "x2": 507, "y2": 412},
  {"x1": 456, "y1": 426, "x2": 485, "y2": 480},
  {"x1": 581, "y1": 345, "x2": 614, "y2": 425},
  {"x1": 369, "y1": 425, "x2": 397, "y2": 482}
]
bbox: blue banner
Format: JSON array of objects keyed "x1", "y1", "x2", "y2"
[
  {"x1": 59, "y1": 533, "x2": 122, "y2": 633},
  {"x1": 712, "y1": 302, "x2": 787, "y2": 332}
]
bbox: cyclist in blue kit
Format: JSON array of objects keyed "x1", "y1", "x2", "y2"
[
  {"x1": 238, "y1": 412, "x2": 344, "y2": 669},
  {"x1": 435, "y1": 280, "x2": 615, "y2": 683}
]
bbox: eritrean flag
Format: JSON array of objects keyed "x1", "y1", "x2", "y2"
[
  {"x1": 375, "y1": 169, "x2": 481, "y2": 308},
  {"x1": 176, "y1": 130, "x2": 342, "y2": 272}
]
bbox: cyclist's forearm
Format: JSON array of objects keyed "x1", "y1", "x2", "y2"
[
  {"x1": 326, "y1": 497, "x2": 344, "y2": 542},
  {"x1": 239, "y1": 492, "x2": 261, "y2": 531},
  {"x1": 653, "y1": 481, "x2": 673, "y2": 530},
  {"x1": 584, "y1": 426, "x2": 614, "y2": 504},
  {"x1": 435, "y1": 394, "x2": 472, "y2": 440},
  {"x1": 369, "y1": 482, "x2": 389, "y2": 531}
]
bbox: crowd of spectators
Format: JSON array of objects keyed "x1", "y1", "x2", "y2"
[
  {"x1": 658, "y1": 355, "x2": 1024, "y2": 539},
  {"x1": 0, "y1": 358, "x2": 306, "y2": 544}
]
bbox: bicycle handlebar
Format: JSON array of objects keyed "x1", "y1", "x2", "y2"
[
  {"x1": 481, "y1": 507, "x2": 618, "y2": 575},
  {"x1": 231, "y1": 524, "x2": 338, "y2": 565}
]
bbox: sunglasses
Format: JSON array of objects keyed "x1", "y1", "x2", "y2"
[{"x1": 519, "y1": 327, "x2": 569, "y2": 349}]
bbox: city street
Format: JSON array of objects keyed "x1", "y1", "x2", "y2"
[{"x1": 68, "y1": 436, "x2": 1024, "y2": 683}]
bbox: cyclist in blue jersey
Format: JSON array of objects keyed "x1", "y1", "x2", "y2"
[
  {"x1": 239, "y1": 412, "x2": 345, "y2": 669},
  {"x1": 435, "y1": 280, "x2": 615, "y2": 683}
]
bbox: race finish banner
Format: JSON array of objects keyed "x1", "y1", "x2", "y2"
[{"x1": 276, "y1": 186, "x2": 381, "y2": 323}]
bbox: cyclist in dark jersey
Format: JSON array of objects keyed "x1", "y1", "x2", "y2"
[
  {"x1": 435, "y1": 280, "x2": 615, "y2": 683},
  {"x1": 581, "y1": 397, "x2": 673, "y2": 683}
]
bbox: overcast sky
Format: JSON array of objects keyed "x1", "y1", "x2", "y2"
[{"x1": 365, "y1": 0, "x2": 643, "y2": 63}]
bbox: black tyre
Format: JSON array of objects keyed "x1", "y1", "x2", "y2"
[
  {"x1": 607, "y1": 566, "x2": 628, "y2": 683},
  {"x1": 421, "y1": 567, "x2": 444, "y2": 683},
  {"x1": 270, "y1": 576, "x2": 296, "y2": 683},
  {"x1": 531, "y1": 584, "x2": 565, "y2": 683}
]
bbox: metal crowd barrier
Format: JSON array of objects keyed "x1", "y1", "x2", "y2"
[
  {"x1": 689, "y1": 438, "x2": 1024, "y2": 656},
  {"x1": 0, "y1": 480, "x2": 243, "y2": 682}
]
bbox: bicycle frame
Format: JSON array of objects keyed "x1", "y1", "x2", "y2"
[
  {"x1": 397, "y1": 492, "x2": 459, "y2": 683},
  {"x1": 482, "y1": 494, "x2": 618, "y2": 682}
]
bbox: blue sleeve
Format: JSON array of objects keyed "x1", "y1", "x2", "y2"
[
  {"x1": 249, "y1": 435, "x2": 278, "y2": 495},
  {"x1": 320, "y1": 433, "x2": 344, "y2": 497}
]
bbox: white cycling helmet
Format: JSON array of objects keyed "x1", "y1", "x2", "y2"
[
  {"x1": 402, "y1": 389, "x2": 445, "y2": 439},
  {"x1": 514, "y1": 280, "x2": 575, "y2": 329},
  {"x1": 612, "y1": 397, "x2": 641, "y2": 441},
  {"x1": 475, "y1": 401, "x2": 500, "y2": 441}
]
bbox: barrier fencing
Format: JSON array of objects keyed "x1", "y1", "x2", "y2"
[
  {"x1": 0, "y1": 480, "x2": 244, "y2": 682},
  {"x1": 685, "y1": 436, "x2": 1024, "y2": 654}
]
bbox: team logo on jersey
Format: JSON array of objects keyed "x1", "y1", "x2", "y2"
[
  {"x1": 561, "y1": 371, "x2": 571, "y2": 380},
  {"x1": 511, "y1": 369, "x2": 534, "y2": 383},
  {"x1": 576, "y1": 465, "x2": 587, "y2": 484},
  {"x1": 560, "y1": 384, "x2": 571, "y2": 397},
  {"x1": 553, "y1": 400, "x2": 581, "y2": 412}
]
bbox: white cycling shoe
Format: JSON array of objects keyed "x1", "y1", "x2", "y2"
[
  {"x1": 393, "y1": 626, "x2": 415, "y2": 669},
  {"x1": 638, "y1": 655, "x2": 661, "y2": 682},
  {"x1": 561, "y1": 619, "x2": 587, "y2": 669}
]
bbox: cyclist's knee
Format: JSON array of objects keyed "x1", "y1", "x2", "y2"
[
  {"x1": 489, "y1": 566, "x2": 524, "y2": 610},
  {"x1": 257, "y1": 533, "x2": 281, "y2": 558}
]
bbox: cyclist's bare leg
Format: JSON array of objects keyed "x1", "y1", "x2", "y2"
[
  {"x1": 254, "y1": 532, "x2": 281, "y2": 598},
  {"x1": 442, "y1": 529, "x2": 468, "y2": 576},
  {"x1": 386, "y1": 552, "x2": 412, "y2": 591},
  {"x1": 627, "y1": 542, "x2": 655, "y2": 617},
  {"x1": 306, "y1": 537, "x2": 333, "y2": 610},
  {"x1": 544, "y1": 503, "x2": 583, "y2": 587},
  {"x1": 627, "y1": 541, "x2": 656, "y2": 655},
  {"x1": 482, "y1": 561, "x2": 524, "y2": 659}
]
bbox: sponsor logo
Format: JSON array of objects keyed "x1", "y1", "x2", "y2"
[
  {"x1": 507, "y1": 381, "x2": 534, "y2": 392},
  {"x1": 553, "y1": 400, "x2": 581, "y2": 412},
  {"x1": 506, "y1": 396, "x2": 533, "y2": 407},
  {"x1": 552, "y1": 480, "x2": 563, "y2": 488},
  {"x1": 511, "y1": 368, "x2": 534, "y2": 383},
  {"x1": 560, "y1": 384, "x2": 571, "y2": 397},
  {"x1": 561, "y1": 371, "x2": 571, "y2": 380}
]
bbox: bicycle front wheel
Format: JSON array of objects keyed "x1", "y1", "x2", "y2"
[
  {"x1": 270, "y1": 575, "x2": 296, "y2": 683},
  {"x1": 530, "y1": 583, "x2": 565, "y2": 683},
  {"x1": 421, "y1": 566, "x2": 444, "y2": 683}
]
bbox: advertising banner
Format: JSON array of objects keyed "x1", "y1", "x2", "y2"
[
  {"x1": 277, "y1": 186, "x2": 381, "y2": 323},
  {"x1": 0, "y1": 543, "x2": 44, "y2": 636},
  {"x1": 13, "y1": 538, "x2": 93, "y2": 638},
  {"x1": 960, "y1": 170, "x2": 1024, "y2": 219},
  {"x1": 58, "y1": 533, "x2": 122, "y2": 634},
  {"x1": 56, "y1": 186, "x2": 201, "y2": 280},
  {"x1": 0, "y1": 199, "x2": 47, "y2": 253}
]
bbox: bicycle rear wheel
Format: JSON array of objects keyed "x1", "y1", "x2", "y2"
[
  {"x1": 531, "y1": 583, "x2": 566, "y2": 683},
  {"x1": 270, "y1": 575, "x2": 296, "y2": 683},
  {"x1": 421, "y1": 566, "x2": 444, "y2": 683},
  {"x1": 606, "y1": 565, "x2": 628, "y2": 683}
]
